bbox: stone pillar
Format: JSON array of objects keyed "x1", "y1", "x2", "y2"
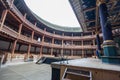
[
  {"x1": 0, "y1": 10, "x2": 8, "y2": 30},
  {"x1": 11, "y1": 40, "x2": 17, "y2": 60}
]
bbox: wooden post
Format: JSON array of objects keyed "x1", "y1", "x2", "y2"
[
  {"x1": 18, "y1": 24, "x2": 22, "y2": 36},
  {"x1": 51, "y1": 48, "x2": 53, "y2": 56},
  {"x1": 27, "y1": 44, "x2": 31, "y2": 59},
  {"x1": 93, "y1": 39, "x2": 96, "y2": 57},
  {"x1": 71, "y1": 49, "x2": 73, "y2": 56},
  {"x1": 40, "y1": 46, "x2": 43, "y2": 57},
  {"x1": 82, "y1": 40, "x2": 84, "y2": 57},
  {"x1": 0, "y1": 10, "x2": 8, "y2": 30},
  {"x1": 31, "y1": 31, "x2": 34, "y2": 41},
  {"x1": 11, "y1": 40, "x2": 17, "y2": 60},
  {"x1": 8, "y1": 42, "x2": 11, "y2": 51},
  {"x1": 71, "y1": 40, "x2": 73, "y2": 56},
  {"x1": 51, "y1": 37, "x2": 54, "y2": 56},
  {"x1": 42, "y1": 36, "x2": 44, "y2": 42},
  {"x1": 34, "y1": 46, "x2": 37, "y2": 53},
  {"x1": 18, "y1": 44, "x2": 22, "y2": 52}
]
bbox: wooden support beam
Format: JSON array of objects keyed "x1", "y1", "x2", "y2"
[
  {"x1": 71, "y1": 49, "x2": 73, "y2": 56},
  {"x1": 71, "y1": 40, "x2": 73, "y2": 56},
  {"x1": 0, "y1": 9, "x2": 8, "y2": 30},
  {"x1": 34, "y1": 46, "x2": 37, "y2": 53},
  {"x1": 8, "y1": 42, "x2": 11, "y2": 51},
  {"x1": 82, "y1": 40, "x2": 84, "y2": 57},
  {"x1": 27, "y1": 44, "x2": 31, "y2": 59},
  {"x1": 51, "y1": 37, "x2": 54, "y2": 56},
  {"x1": 31, "y1": 31, "x2": 34, "y2": 41},
  {"x1": 11, "y1": 40, "x2": 17, "y2": 60},
  {"x1": 18, "y1": 44, "x2": 22, "y2": 52},
  {"x1": 40, "y1": 46, "x2": 43, "y2": 56},
  {"x1": 42, "y1": 35, "x2": 44, "y2": 43},
  {"x1": 83, "y1": 7, "x2": 96, "y2": 12},
  {"x1": 18, "y1": 24, "x2": 23, "y2": 36},
  {"x1": 51, "y1": 48, "x2": 53, "y2": 56}
]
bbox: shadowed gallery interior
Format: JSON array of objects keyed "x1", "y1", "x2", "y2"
[{"x1": 0, "y1": 0, "x2": 120, "y2": 80}]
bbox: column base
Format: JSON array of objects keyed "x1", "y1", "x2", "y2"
[
  {"x1": 101, "y1": 56, "x2": 120, "y2": 64},
  {"x1": 103, "y1": 46, "x2": 117, "y2": 56}
]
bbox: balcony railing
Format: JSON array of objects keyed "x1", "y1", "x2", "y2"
[
  {"x1": 0, "y1": 24, "x2": 96, "y2": 49},
  {"x1": 19, "y1": 34, "x2": 32, "y2": 43},
  {"x1": 9, "y1": 3, "x2": 98, "y2": 40},
  {"x1": 2, "y1": 25, "x2": 18, "y2": 38}
]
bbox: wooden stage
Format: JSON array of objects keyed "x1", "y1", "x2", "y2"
[{"x1": 51, "y1": 58, "x2": 120, "y2": 80}]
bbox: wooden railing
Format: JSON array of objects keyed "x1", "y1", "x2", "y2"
[
  {"x1": 2, "y1": 25, "x2": 18, "y2": 38},
  {"x1": 19, "y1": 34, "x2": 32, "y2": 43},
  {"x1": 9, "y1": 3, "x2": 98, "y2": 40},
  {"x1": 0, "y1": 24, "x2": 96, "y2": 49}
]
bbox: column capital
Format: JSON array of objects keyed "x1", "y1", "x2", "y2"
[{"x1": 96, "y1": 0, "x2": 106, "y2": 6}]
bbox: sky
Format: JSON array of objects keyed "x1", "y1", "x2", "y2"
[{"x1": 24, "y1": 0, "x2": 80, "y2": 27}]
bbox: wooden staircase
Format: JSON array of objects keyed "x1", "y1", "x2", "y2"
[{"x1": 62, "y1": 68, "x2": 92, "y2": 80}]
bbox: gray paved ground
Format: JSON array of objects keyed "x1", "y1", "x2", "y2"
[{"x1": 0, "y1": 63, "x2": 51, "y2": 80}]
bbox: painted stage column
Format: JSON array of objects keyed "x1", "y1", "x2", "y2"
[{"x1": 98, "y1": 0, "x2": 117, "y2": 57}]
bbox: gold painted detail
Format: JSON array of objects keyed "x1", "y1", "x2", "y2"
[
  {"x1": 103, "y1": 45, "x2": 116, "y2": 47},
  {"x1": 96, "y1": 0, "x2": 106, "y2": 6},
  {"x1": 103, "y1": 40, "x2": 114, "y2": 43}
]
